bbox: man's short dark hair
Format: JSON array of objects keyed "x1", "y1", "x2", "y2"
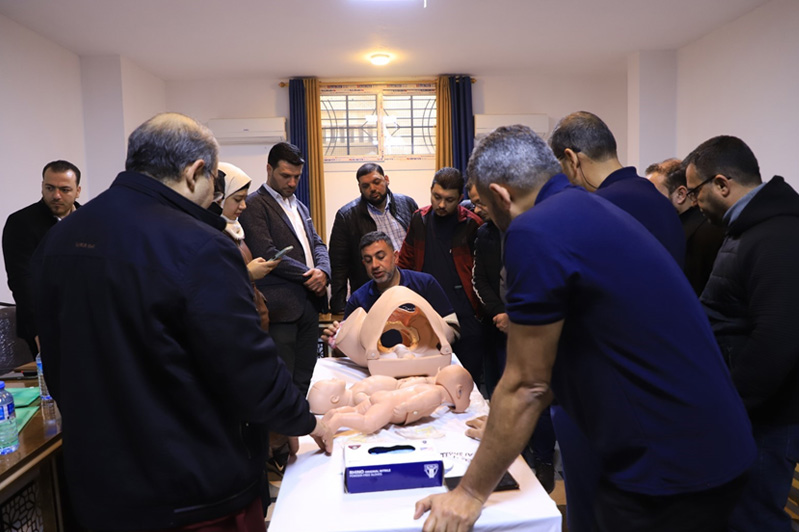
[
  {"x1": 432, "y1": 167, "x2": 464, "y2": 192},
  {"x1": 646, "y1": 158, "x2": 684, "y2": 193},
  {"x1": 359, "y1": 231, "x2": 394, "y2": 253},
  {"x1": 468, "y1": 125, "x2": 561, "y2": 194},
  {"x1": 42, "y1": 160, "x2": 81, "y2": 185},
  {"x1": 356, "y1": 163, "x2": 385, "y2": 181},
  {"x1": 549, "y1": 111, "x2": 618, "y2": 162},
  {"x1": 125, "y1": 113, "x2": 218, "y2": 184},
  {"x1": 268, "y1": 142, "x2": 305, "y2": 169},
  {"x1": 683, "y1": 136, "x2": 761, "y2": 187}
]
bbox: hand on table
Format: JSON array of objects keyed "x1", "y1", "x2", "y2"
[
  {"x1": 320, "y1": 320, "x2": 341, "y2": 349},
  {"x1": 303, "y1": 268, "x2": 327, "y2": 296},
  {"x1": 309, "y1": 417, "x2": 334, "y2": 454},
  {"x1": 414, "y1": 485, "x2": 484, "y2": 532},
  {"x1": 465, "y1": 416, "x2": 487, "y2": 441}
]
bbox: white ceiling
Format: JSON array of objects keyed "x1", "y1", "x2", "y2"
[{"x1": 0, "y1": 0, "x2": 769, "y2": 81}]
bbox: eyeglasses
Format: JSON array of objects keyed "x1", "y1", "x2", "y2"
[{"x1": 685, "y1": 175, "x2": 715, "y2": 200}]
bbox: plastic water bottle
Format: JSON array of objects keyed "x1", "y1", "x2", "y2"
[
  {"x1": 36, "y1": 353, "x2": 51, "y2": 400},
  {"x1": 0, "y1": 382, "x2": 19, "y2": 454}
]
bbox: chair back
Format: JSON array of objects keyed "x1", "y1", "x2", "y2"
[{"x1": 0, "y1": 307, "x2": 34, "y2": 373}]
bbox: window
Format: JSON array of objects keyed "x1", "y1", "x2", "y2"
[{"x1": 321, "y1": 82, "x2": 436, "y2": 161}]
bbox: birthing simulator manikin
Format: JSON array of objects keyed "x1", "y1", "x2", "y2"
[
  {"x1": 334, "y1": 285, "x2": 453, "y2": 377},
  {"x1": 308, "y1": 365, "x2": 474, "y2": 435}
]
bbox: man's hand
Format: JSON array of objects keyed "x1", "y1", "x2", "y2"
[
  {"x1": 303, "y1": 268, "x2": 327, "y2": 296},
  {"x1": 247, "y1": 257, "x2": 280, "y2": 281},
  {"x1": 464, "y1": 415, "x2": 487, "y2": 441},
  {"x1": 309, "y1": 418, "x2": 334, "y2": 454},
  {"x1": 321, "y1": 320, "x2": 341, "y2": 348},
  {"x1": 493, "y1": 313, "x2": 509, "y2": 334},
  {"x1": 414, "y1": 486, "x2": 485, "y2": 532}
]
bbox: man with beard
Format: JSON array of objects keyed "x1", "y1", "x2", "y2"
[
  {"x1": 414, "y1": 125, "x2": 754, "y2": 532},
  {"x1": 329, "y1": 163, "x2": 418, "y2": 314},
  {"x1": 686, "y1": 136, "x2": 799, "y2": 531},
  {"x1": 3, "y1": 160, "x2": 81, "y2": 356},
  {"x1": 398, "y1": 168, "x2": 484, "y2": 384},
  {"x1": 321, "y1": 231, "x2": 457, "y2": 349}
]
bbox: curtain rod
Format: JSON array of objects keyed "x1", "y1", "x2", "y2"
[{"x1": 278, "y1": 77, "x2": 475, "y2": 88}]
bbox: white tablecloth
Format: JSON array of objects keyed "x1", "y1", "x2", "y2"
[{"x1": 269, "y1": 357, "x2": 562, "y2": 532}]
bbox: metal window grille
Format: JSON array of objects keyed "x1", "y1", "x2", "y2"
[{"x1": 321, "y1": 83, "x2": 436, "y2": 161}]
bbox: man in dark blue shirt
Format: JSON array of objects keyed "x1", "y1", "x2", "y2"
[
  {"x1": 548, "y1": 111, "x2": 688, "y2": 531},
  {"x1": 322, "y1": 231, "x2": 458, "y2": 349},
  {"x1": 415, "y1": 125, "x2": 754, "y2": 532}
]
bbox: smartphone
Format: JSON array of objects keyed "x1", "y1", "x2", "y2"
[
  {"x1": 445, "y1": 471, "x2": 519, "y2": 492},
  {"x1": 271, "y1": 245, "x2": 293, "y2": 261}
]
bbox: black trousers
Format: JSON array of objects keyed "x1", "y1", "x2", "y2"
[
  {"x1": 593, "y1": 473, "x2": 748, "y2": 532},
  {"x1": 268, "y1": 297, "x2": 319, "y2": 396}
]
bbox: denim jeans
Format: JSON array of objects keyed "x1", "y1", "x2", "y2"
[{"x1": 728, "y1": 423, "x2": 799, "y2": 532}]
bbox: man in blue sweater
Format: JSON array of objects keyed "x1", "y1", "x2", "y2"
[
  {"x1": 415, "y1": 125, "x2": 754, "y2": 532},
  {"x1": 547, "y1": 111, "x2": 687, "y2": 531}
]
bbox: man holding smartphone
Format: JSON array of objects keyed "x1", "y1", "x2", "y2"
[{"x1": 239, "y1": 142, "x2": 331, "y2": 395}]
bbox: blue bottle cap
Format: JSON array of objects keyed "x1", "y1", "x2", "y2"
[{"x1": 0, "y1": 382, "x2": 5, "y2": 390}]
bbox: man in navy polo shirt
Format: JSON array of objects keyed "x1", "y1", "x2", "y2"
[
  {"x1": 322, "y1": 231, "x2": 458, "y2": 349},
  {"x1": 548, "y1": 110, "x2": 688, "y2": 531},
  {"x1": 414, "y1": 125, "x2": 754, "y2": 532}
]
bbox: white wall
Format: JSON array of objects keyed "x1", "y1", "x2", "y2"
[
  {"x1": 472, "y1": 71, "x2": 629, "y2": 165},
  {"x1": 82, "y1": 55, "x2": 167, "y2": 197},
  {"x1": 121, "y1": 57, "x2": 167, "y2": 139},
  {"x1": 166, "y1": 77, "x2": 288, "y2": 197},
  {"x1": 628, "y1": 51, "x2": 678, "y2": 171},
  {"x1": 677, "y1": 0, "x2": 799, "y2": 188},
  {"x1": 0, "y1": 13, "x2": 85, "y2": 303},
  {"x1": 81, "y1": 56, "x2": 126, "y2": 198},
  {"x1": 166, "y1": 70, "x2": 629, "y2": 242}
]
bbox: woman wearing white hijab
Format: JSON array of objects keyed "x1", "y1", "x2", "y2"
[{"x1": 217, "y1": 162, "x2": 279, "y2": 329}]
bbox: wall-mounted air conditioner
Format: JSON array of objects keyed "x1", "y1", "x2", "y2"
[
  {"x1": 207, "y1": 117, "x2": 287, "y2": 145},
  {"x1": 474, "y1": 114, "x2": 549, "y2": 139}
]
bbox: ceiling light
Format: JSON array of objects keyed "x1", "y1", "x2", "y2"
[{"x1": 370, "y1": 53, "x2": 391, "y2": 66}]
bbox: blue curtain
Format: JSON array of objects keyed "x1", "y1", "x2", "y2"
[
  {"x1": 289, "y1": 78, "x2": 310, "y2": 207},
  {"x1": 449, "y1": 75, "x2": 474, "y2": 176}
]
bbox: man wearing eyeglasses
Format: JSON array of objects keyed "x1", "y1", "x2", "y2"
[
  {"x1": 2, "y1": 160, "x2": 81, "y2": 357},
  {"x1": 646, "y1": 158, "x2": 724, "y2": 295},
  {"x1": 685, "y1": 135, "x2": 799, "y2": 532}
]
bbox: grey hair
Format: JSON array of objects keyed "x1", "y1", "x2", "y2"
[
  {"x1": 125, "y1": 113, "x2": 219, "y2": 183},
  {"x1": 467, "y1": 125, "x2": 562, "y2": 193}
]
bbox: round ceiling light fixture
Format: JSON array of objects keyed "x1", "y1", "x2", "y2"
[{"x1": 369, "y1": 53, "x2": 391, "y2": 66}]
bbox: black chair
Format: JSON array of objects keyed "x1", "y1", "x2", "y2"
[{"x1": 0, "y1": 305, "x2": 34, "y2": 373}]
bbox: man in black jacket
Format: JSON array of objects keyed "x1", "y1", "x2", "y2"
[
  {"x1": 328, "y1": 163, "x2": 417, "y2": 314},
  {"x1": 2, "y1": 160, "x2": 81, "y2": 356},
  {"x1": 33, "y1": 113, "x2": 332, "y2": 532},
  {"x1": 646, "y1": 158, "x2": 724, "y2": 295},
  {"x1": 685, "y1": 135, "x2": 799, "y2": 532}
]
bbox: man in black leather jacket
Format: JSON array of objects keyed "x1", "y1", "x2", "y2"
[{"x1": 329, "y1": 163, "x2": 417, "y2": 314}]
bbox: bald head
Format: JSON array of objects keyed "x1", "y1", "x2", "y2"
[{"x1": 126, "y1": 112, "x2": 218, "y2": 184}]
